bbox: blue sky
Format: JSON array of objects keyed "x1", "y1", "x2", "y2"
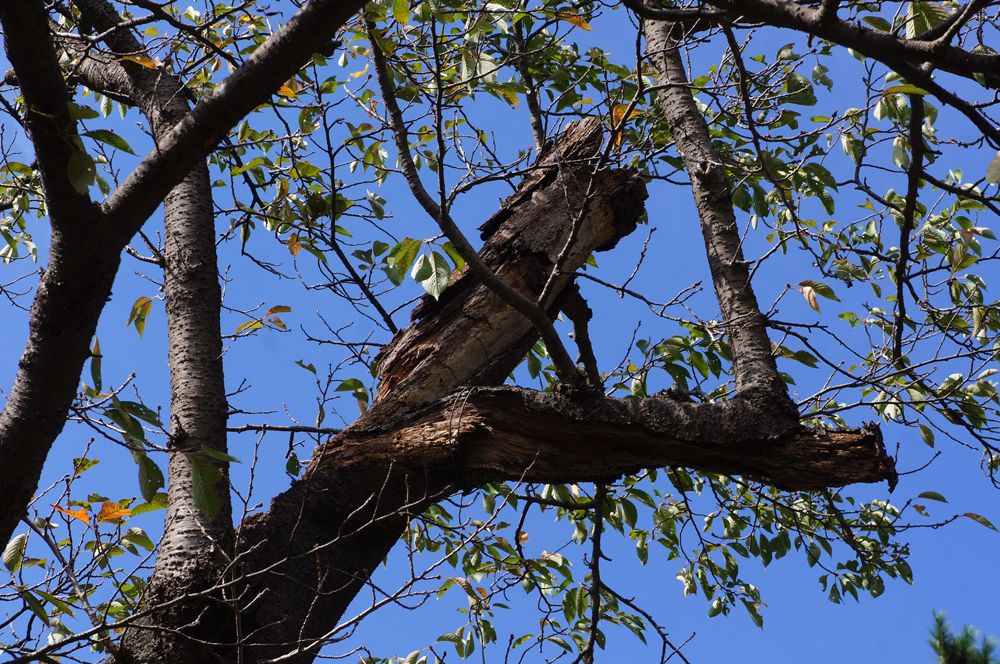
[{"x1": 2, "y1": 2, "x2": 999, "y2": 662}]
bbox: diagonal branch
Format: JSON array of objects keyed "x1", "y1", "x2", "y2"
[
  {"x1": 367, "y1": 22, "x2": 580, "y2": 381},
  {"x1": 643, "y1": 17, "x2": 790, "y2": 403}
]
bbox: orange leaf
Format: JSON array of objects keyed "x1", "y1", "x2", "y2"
[
  {"x1": 53, "y1": 505, "x2": 90, "y2": 526},
  {"x1": 265, "y1": 305, "x2": 292, "y2": 316},
  {"x1": 287, "y1": 234, "x2": 302, "y2": 256},
  {"x1": 96, "y1": 501, "x2": 132, "y2": 523},
  {"x1": 121, "y1": 54, "x2": 159, "y2": 69},
  {"x1": 277, "y1": 85, "x2": 298, "y2": 99},
  {"x1": 269, "y1": 316, "x2": 287, "y2": 330},
  {"x1": 553, "y1": 11, "x2": 592, "y2": 30}
]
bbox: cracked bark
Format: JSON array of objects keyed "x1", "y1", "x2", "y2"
[{"x1": 221, "y1": 124, "x2": 894, "y2": 664}]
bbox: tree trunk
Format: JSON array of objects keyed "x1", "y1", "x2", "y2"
[{"x1": 222, "y1": 122, "x2": 895, "y2": 664}]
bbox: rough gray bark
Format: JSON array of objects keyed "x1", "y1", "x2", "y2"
[{"x1": 64, "y1": 2, "x2": 235, "y2": 661}]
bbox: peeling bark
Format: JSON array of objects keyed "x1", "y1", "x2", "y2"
[
  {"x1": 374, "y1": 118, "x2": 646, "y2": 423},
  {"x1": 224, "y1": 123, "x2": 896, "y2": 664}
]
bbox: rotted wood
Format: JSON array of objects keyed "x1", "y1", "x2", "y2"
[
  {"x1": 370, "y1": 117, "x2": 647, "y2": 424},
  {"x1": 236, "y1": 117, "x2": 895, "y2": 664},
  {"x1": 318, "y1": 386, "x2": 897, "y2": 492}
]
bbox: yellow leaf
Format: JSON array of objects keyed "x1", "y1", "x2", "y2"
[
  {"x1": 269, "y1": 316, "x2": 287, "y2": 330},
  {"x1": 914, "y1": 505, "x2": 927, "y2": 516},
  {"x1": 800, "y1": 286, "x2": 820, "y2": 313},
  {"x1": 234, "y1": 320, "x2": 263, "y2": 334},
  {"x1": 277, "y1": 178, "x2": 289, "y2": 198},
  {"x1": 53, "y1": 505, "x2": 90, "y2": 526},
  {"x1": 350, "y1": 64, "x2": 369, "y2": 79},
  {"x1": 554, "y1": 11, "x2": 592, "y2": 30},
  {"x1": 265, "y1": 305, "x2": 292, "y2": 316},
  {"x1": 96, "y1": 501, "x2": 131, "y2": 523},
  {"x1": 277, "y1": 85, "x2": 298, "y2": 99},
  {"x1": 612, "y1": 104, "x2": 639, "y2": 126},
  {"x1": 121, "y1": 54, "x2": 159, "y2": 69},
  {"x1": 286, "y1": 234, "x2": 301, "y2": 257}
]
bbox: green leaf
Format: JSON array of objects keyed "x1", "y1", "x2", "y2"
[
  {"x1": 4, "y1": 533, "x2": 27, "y2": 572},
  {"x1": 336, "y1": 378, "x2": 365, "y2": 392},
  {"x1": 861, "y1": 16, "x2": 892, "y2": 31},
  {"x1": 296, "y1": 360, "x2": 318, "y2": 374},
  {"x1": 118, "y1": 400, "x2": 162, "y2": 427},
  {"x1": 67, "y1": 147, "x2": 96, "y2": 195},
  {"x1": 19, "y1": 588, "x2": 49, "y2": 625},
  {"x1": 286, "y1": 453, "x2": 301, "y2": 476},
  {"x1": 73, "y1": 457, "x2": 100, "y2": 475},
  {"x1": 122, "y1": 527, "x2": 155, "y2": 551},
  {"x1": 389, "y1": 238, "x2": 422, "y2": 273},
  {"x1": 884, "y1": 84, "x2": 929, "y2": 96},
  {"x1": 235, "y1": 320, "x2": 264, "y2": 334},
  {"x1": 441, "y1": 241, "x2": 465, "y2": 271},
  {"x1": 546, "y1": 636, "x2": 574, "y2": 652},
  {"x1": 126, "y1": 297, "x2": 153, "y2": 338},
  {"x1": 419, "y1": 251, "x2": 452, "y2": 300},
  {"x1": 130, "y1": 493, "x2": 168, "y2": 515},
  {"x1": 67, "y1": 102, "x2": 100, "y2": 121},
  {"x1": 985, "y1": 151, "x2": 1000, "y2": 185},
  {"x1": 916, "y1": 491, "x2": 947, "y2": 503},
  {"x1": 392, "y1": 0, "x2": 411, "y2": 24},
  {"x1": 190, "y1": 455, "x2": 223, "y2": 518},
  {"x1": 892, "y1": 136, "x2": 910, "y2": 169},
  {"x1": 776, "y1": 43, "x2": 798, "y2": 61},
  {"x1": 797, "y1": 280, "x2": 840, "y2": 301},
  {"x1": 134, "y1": 453, "x2": 164, "y2": 502},
  {"x1": 784, "y1": 72, "x2": 817, "y2": 106},
  {"x1": 841, "y1": 134, "x2": 863, "y2": 164},
  {"x1": 411, "y1": 254, "x2": 432, "y2": 282},
  {"x1": 199, "y1": 445, "x2": 242, "y2": 464},
  {"x1": 84, "y1": 129, "x2": 135, "y2": 154}
]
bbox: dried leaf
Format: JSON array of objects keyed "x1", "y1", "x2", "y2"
[{"x1": 800, "y1": 286, "x2": 821, "y2": 313}]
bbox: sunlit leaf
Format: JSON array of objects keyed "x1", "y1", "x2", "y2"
[
  {"x1": 553, "y1": 11, "x2": 592, "y2": 29},
  {"x1": 3, "y1": 533, "x2": 27, "y2": 571},
  {"x1": 96, "y1": 501, "x2": 132, "y2": 523},
  {"x1": 53, "y1": 504, "x2": 90, "y2": 526},
  {"x1": 800, "y1": 286, "x2": 820, "y2": 313},
  {"x1": 121, "y1": 53, "x2": 159, "y2": 69}
]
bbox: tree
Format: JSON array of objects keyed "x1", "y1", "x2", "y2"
[
  {"x1": 930, "y1": 611, "x2": 999, "y2": 664},
  {"x1": 0, "y1": 0, "x2": 996, "y2": 661}
]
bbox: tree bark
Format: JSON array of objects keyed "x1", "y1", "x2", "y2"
[
  {"x1": 373, "y1": 118, "x2": 644, "y2": 423},
  {"x1": 63, "y1": 2, "x2": 236, "y2": 661},
  {"x1": 0, "y1": 0, "x2": 370, "y2": 551},
  {"x1": 220, "y1": 123, "x2": 895, "y2": 664}
]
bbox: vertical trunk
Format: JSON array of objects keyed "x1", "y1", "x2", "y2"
[
  {"x1": 118, "y1": 163, "x2": 234, "y2": 664},
  {"x1": 66, "y1": 2, "x2": 235, "y2": 660},
  {"x1": 644, "y1": 20, "x2": 791, "y2": 405}
]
